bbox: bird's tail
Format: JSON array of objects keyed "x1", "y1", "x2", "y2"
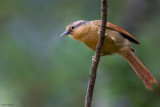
[{"x1": 120, "y1": 50, "x2": 158, "y2": 90}]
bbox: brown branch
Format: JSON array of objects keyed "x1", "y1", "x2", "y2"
[{"x1": 85, "y1": 0, "x2": 107, "y2": 107}]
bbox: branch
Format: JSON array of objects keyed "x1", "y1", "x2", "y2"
[{"x1": 85, "y1": 0, "x2": 107, "y2": 107}]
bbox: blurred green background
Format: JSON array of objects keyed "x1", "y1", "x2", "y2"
[{"x1": 0, "y1": 0, "x2": 160, "y2": 107}]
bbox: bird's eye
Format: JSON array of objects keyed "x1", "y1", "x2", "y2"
[{"x1": 71, "y1": 26, "x2": 75, "y2": 30}]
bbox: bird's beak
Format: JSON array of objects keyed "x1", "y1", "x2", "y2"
[{"x1": 60, "y1": 31, "x2": 70, "y2": 37}]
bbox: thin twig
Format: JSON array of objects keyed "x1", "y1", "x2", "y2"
[{"x1": 85, "y1": 0, "x2": 107, "y2": 107}]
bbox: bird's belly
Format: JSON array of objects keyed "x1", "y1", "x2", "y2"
[
  {"x1": 84, "y1": 29, "x2": 130, "y2": 54},
  {"x1": 101, "y1": 36, "x2": 119, "y2": 54},
  {"x1": 85, "y1": 35, "x2": 120, "y2": 54}
]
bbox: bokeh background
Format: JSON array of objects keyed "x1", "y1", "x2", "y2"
[{"x1": 0, "y1": 0, "x2": 160, "y2": 107}]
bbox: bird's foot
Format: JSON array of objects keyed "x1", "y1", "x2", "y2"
[{"x1": 92, "y1": 56, "x2": 100, "y2": 62}]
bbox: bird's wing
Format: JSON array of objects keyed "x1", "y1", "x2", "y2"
[{"x1": 91, "y1": 20, "x2": 140, "y2": 44}]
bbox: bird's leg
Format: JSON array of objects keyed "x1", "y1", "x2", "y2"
[
  {"x1": 92, "y1": 53, "x2": 107, "y2": 62},
  {"x1": 92, "y1": 56, "x2": 97, "y2": 62},
  {"x1": 92, "y1": 52, "x2": 112, "y2": 62},
  {"x1": 100, "y1": 53, "x2": 107, "y2": 57},
  {"x1": 101, "y1": 52, "x2": 112, "y2": 57},
  {"x1": 92, "y1": 55, "x2": 101, "y2": 62}
]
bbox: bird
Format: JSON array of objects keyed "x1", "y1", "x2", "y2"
[{"x1": 60, "y1": 20, "x2": 158, "y2": 90}]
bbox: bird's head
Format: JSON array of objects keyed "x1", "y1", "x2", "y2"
[{"x1": 60, "y1": 20, "x2": 90, "y2": 41}]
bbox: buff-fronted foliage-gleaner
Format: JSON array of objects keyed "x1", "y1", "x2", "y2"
[{"x1": 61, "y1": 20, "x2": 158, "y2": 90}]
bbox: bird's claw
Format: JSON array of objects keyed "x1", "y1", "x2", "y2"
[
  {"x1": 92, "y1": 56, "x2": 96, "y2": 62},
  {"x1": 92, "y1": 56, "x2": 100, "y2": 62}
]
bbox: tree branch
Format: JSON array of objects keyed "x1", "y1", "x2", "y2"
[{"x1": 85, "y1": 0, "x2": 107, "y2": 107}]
